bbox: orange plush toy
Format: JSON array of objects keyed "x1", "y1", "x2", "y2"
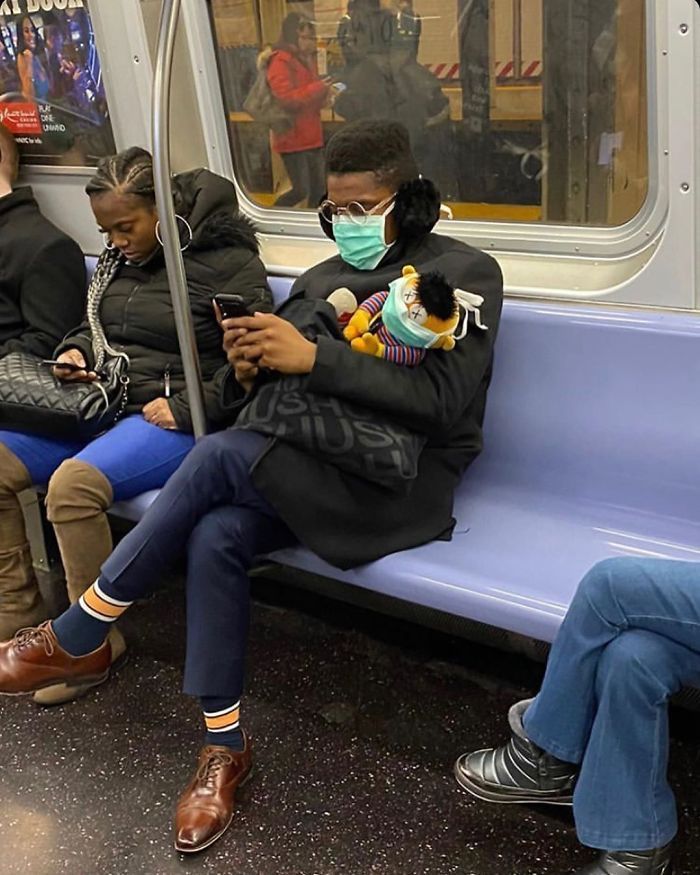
[{"x1": 337, "y1": 264, "x2": 487, "y2": 366}]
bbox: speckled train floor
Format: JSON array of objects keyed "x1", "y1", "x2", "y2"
[{"x1": 0, "y1": 576, "x2": 698, "y2": 875}]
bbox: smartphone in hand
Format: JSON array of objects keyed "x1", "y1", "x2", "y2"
[
  {"x1": 214, "y1": 293, "x2": 251, "y2": 321},
  {"x1": 42, "y1": 359, "x2": 85, "y2": 373}
]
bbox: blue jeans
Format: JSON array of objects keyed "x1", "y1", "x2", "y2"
[
  {"x1": 0, "y1": 415, "x2": 195, "y2": 500},
  {"x1": 523, "y1": 557, "x2": 700, "y2": 851}
]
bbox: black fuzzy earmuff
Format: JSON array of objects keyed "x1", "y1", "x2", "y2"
[{"x1": 393, "y1": 177, "x2": 442, "y2": 240}]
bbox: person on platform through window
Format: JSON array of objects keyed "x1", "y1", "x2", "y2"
[
  {"x1": 0, "y1": 120, "x2": 503, "y2": 855},
  {"x1": 0, "y1": 146, "x2": 270, "y2": 707},
  {"x1": 455, "y1": 557, "x2": 698, "y2": 875},
  {"x1": 0, "y1": 122, "x2": 85, "y2": 360},
  {"x1": 394, "y1": 0, "x2": 422, "y2": 60},
  {"x1": 265, "y1": 13, "x2": 332, "y2": 209}
]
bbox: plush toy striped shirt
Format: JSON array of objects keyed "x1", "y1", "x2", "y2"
[{"x1": 359, "y1": 290, "x2": 427, "y2": 366}]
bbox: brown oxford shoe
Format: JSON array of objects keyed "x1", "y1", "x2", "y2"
[
  {"x1": 0, "y1": 621, "x2": 111, "y2": 695},
  {"x1": 174, "y1": 737, "x2": 253, "y2": 854}
]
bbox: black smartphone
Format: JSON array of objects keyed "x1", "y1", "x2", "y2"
[
  {"x1": 42, "y1": 359, "x2": 84, "y2": 372},
  {"x1": 214, "y1": 293, "x2": 250, "y2": 321}
]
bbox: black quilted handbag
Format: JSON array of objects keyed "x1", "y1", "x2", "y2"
[
  {"x1": 0, "y1": 249, "x2": 130, "y2": 440},
  {"x1": 0, "y1": 352, "x2": 129, "y2": 439}
]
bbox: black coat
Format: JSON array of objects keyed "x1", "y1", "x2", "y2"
[
  {"x1": 58, "y1": 169, "x2": 271, "y2": 433},
  {"x1": 230, "y1": 232, "x2": 503, "y2": 569},
  {"x1": 0, "y1": 187, "x2": 86, "y2": 359}
]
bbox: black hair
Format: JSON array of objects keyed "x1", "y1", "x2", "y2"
[
  {"x1": 326, "y1": 119, "x2": 418, "y2": 189},
  {"x1": 86, "y1": 146, "x2": 198, "y2": 236},
  {"x1": 322, "y1": 120, "x2": 442, "y2": 242},
  {"x1": 85, "y1": 146, "x2": 156, "y2": 205},
  {"x1": 417, "y1": 271, "x2": 457, "y2": 320},
  {"x1": 16, "y1": 15, "x2": 44, "y2": 55},
  {"x1": 0, "y1": 121, "x2": 19, "y2": 182},
  {"x1": 277, "y1": 12, "x2": 314, "y2": 49}
]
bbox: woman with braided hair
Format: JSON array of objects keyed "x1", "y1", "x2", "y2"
[{"x1": 0, "y1": 146, "x2": 270, "y2": 704}]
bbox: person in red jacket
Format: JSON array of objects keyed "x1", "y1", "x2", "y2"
[{"x1": 266, "y1": 13, "x2": 331, "y2": 208}]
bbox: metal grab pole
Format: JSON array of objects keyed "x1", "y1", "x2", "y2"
[{"x1": 152, "y1": 0, "x2": 208, "y2": 439}]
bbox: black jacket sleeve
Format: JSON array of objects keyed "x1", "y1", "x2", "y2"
[
  {"x1": 167, "y1": 362, "x2": 236, "y2": 433},
  {"x1": 166, "y1": 253, "x2": 272, "y2": 432},
  {"x1": 215, "y1": 252, "x2": 272, "y2": 312},
  {"x1": 0, "y1": 237, "x2": 86, "y2": 359},
  {"x1": 306, "y1": 254, "x2": 503, "y2": 438},
  {"x1": 55, "y1": 319, "x2": 95, "y2": 368}
]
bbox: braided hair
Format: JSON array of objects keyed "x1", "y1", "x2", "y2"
[
  {"x1": 85, "y1": 146, "x2": 156, "y2": 205},
  {"x1": 84, "y1": 147, "x2": 160, "y2": 370}
]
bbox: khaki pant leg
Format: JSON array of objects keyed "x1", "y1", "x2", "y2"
[
  {"x1": 0, "y1": 443, "x2": 46, "y2": 639},
  {"x1": 45, "y1": 459, "x2": 114, "y2": 604}
]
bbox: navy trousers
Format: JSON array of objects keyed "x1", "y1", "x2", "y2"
[
  {"x1": 99, "y1": 429, "x2": 295, "y2": 698},
  {"x1": 523, "y1": 557, "x2": 700, "y2": 851}
]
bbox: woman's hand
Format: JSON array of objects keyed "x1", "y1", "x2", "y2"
[
  {"x1": 224, "y1": 313, "x2": 317, "y2": 375},
  {"x1": 53, "y1": 349, "x2": 97, "y2": 383},
  {"x1": 143, "y1": 397, "x2": 178, "y2": 430}
]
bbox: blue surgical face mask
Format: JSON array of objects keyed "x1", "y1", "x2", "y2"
[{"x1": 333, "y1": 203, "x2": 395, "y2": 271}]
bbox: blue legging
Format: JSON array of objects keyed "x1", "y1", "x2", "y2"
[{"x1": 0, "y1": 415, "x2": 195, "y2": 500}]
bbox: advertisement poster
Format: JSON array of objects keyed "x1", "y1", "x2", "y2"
[{"x1": 0, "y1": 0, "x2": 115, "y2": 166}]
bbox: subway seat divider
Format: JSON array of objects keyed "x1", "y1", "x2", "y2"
[{"x1": 87, "y1": 260, "x2": 700, "y2": 643}]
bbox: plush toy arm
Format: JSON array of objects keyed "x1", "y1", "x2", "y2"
[
  {"x1": 351, "y1": 332, "x2": 385, "y2": 358},
  {"x1": 432, "y1": 334, "x2": 456, "y2": 351},
  {"x1": 343, "y1": 308, "x2": 371, "y2": 341}
]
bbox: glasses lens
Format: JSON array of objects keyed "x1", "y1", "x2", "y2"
[
  {"x1": 346, "y1": 202, "x2": 369, "y2": 224},
  {"x1": 319, "y1": 200, "x2": 336, "y2": 222}
]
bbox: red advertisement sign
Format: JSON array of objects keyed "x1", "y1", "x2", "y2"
[{"x1": 0, "y1": 100, "x2": 40, "y2": 134}]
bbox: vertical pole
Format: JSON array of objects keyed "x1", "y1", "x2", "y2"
[
  {"x1": 152, "y1": 0, "x2": 208, "y2": 439},
  {"x1": 513, "y1": 0, "x2": 523, "y2": 80}
]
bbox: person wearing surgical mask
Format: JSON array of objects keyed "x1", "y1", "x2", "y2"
[{"x1": 0, "y1": 120, "x2": 503, "y2": 856}]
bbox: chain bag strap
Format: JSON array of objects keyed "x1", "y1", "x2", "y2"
[{"x1": 85, "y1": 249, "x2": 131, "y2": 422}]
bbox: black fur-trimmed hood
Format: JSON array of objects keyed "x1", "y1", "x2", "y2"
[
  {"x1": 193, "y1": 209, "x2": 259, "y2": 254},
  {"x1": 172, "y1": 168, "x2": 260, "y2": 255}
]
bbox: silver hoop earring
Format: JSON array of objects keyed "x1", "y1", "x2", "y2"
[
  {"x1": 103, "y1": 234, "x2": 115, "y2": 251},
  {"x1": 155, "y1": 214, "x2": 193, "y2": 252}
]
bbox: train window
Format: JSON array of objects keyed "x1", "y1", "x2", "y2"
[
  {"x1": 0, "y1": 1, "x2": 116, "y2": 167},
  {"x1": 208, "y1": 0, "x2": 648, "y2": 228}
]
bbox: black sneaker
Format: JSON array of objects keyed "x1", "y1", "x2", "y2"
[
  {"x1": 572, "y1": 843, "x2": 673, "y2": 874},
  {"x1": 454, "y1": 699, "x2": 577, "y2": 805}
]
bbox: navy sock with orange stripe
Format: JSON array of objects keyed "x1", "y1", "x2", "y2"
[
  {"x1": 201, "y1": 698, "x2": 245, "y2": 751},
  {"x1": 53, "y1": 578, "x2": 132, "y2": 657}
]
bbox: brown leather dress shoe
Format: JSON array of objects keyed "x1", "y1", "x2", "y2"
[
  {"x1": 0, "y1": 621, "x2": 111, "y2": 695},
  {"x1": 174, "y1": 737, "x2": 253, "y2": 854}
]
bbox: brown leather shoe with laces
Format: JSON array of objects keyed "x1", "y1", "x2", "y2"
[
  {"x1": 174, "y1": 736, "x2": 253, "y2": 854},
  {"x1": 0, "y1": 621, "x2": 111, "y2": 695}
]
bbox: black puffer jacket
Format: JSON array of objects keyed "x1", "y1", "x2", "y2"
[
  {"x1": 221, "y1": 231, "x2": 503, "y2": 569},
  {"x1": 57, "y1": 169, "x2": 270, "y2": 433}
]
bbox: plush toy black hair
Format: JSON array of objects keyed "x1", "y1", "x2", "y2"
[{"x1": 416, "y1": 270, "x2": 457, "y2": 320}]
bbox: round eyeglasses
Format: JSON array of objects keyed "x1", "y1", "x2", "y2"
[{"x1": 318, "y1": 194, "x2": 396, "y2": 225}]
